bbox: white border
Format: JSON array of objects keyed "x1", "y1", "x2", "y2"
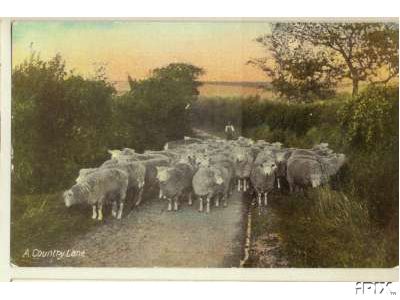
[
  {"x1": 0, "y1": 18, "x2": 11, "y2": 282},
  {"x1": 0, "y1": 17, "x2": 399, "y2": 282}
]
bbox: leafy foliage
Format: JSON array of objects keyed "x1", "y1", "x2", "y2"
[
  {"x1": 194, "y1": 84, "x2": 398, "y2": 267},
  {"x1": 12, "y1": 53, "x2": 116, "y2": 193},
  {"x1": 12, "y1": 55, "x2": 203, "y2": 194},
  {"x1": 253, "y1": 22, "x2": 399, "y2": 98}
]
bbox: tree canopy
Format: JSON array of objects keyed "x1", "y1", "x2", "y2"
[{"x1": 252, "y1": 22, "x2": 399, "y2": 99}]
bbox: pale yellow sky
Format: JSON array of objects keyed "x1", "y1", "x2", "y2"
[{"x1": 12, "y1": 21, "x2": 272, "y2": 82}]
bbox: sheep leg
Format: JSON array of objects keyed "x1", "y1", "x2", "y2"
[
  {"x1": 92, "y1": 205, "x2": 97, "y2": 219},
  {"x1": 264, "y1": 192, "x2": 268, "y2": 206},
  {"x1": 97, "y1": 203, "x2": 103, "y2": 221},
  {"x1": 223, "y1": 196, "x2": 227, "y2": 207},
  {"x1": 159, "y1": 189, "x2": 163, "y2": 199},
  {"x1": 206, "y1": 196, "x2": 211, "y2": 213},
  {"x1": 135, "y1": 187, "x2": 144, "y2": 206},
  {"x1": 277, "y1": 178, "x2": 281, "y2": 189},
  {"x1": 258, "y1": 193, "x2": 262, "y2": 207},
  {"x1": 167, "y1": 198, "x2": 172, "y2": 211},
  {"x1": 188, "y1": 192, "x2": 193, "y2": 206},
  {"x1": 117, "y1": 202, "x2": 124, "y2": 219},
  {"x1": 243, "y1": 178, "x2": 247, "y2": 192},
  {"x1": 199, "y1": 197, "x2": 204, "y2": 212},
  {"x1": 111, "y1": 202, "x2": 117, "y2": 218},
  {"x1": 237, "y1": 179, "x2": 241, "y2": 191},
  {"x1": 174, "y1": 196, "x2": 179, "y2": 211},
  {"x1": 215, "y1": 196, "x2": 220, "y2": 207}
]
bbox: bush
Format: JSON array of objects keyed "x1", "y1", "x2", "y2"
[
  {"x1": 12, "y1": 53, "x2": 115, "y2": 194},
  {"x1": 340, "y1": 85, "x2": 398, "y2": 151},
  {"x1": 274, "y1": 187, "x2": 393, "y2": 267}
]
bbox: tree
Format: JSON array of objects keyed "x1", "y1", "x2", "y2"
[
  {"x1": 257, "y1": 23, "x2": 399, "y2": 96},
  {"x1": 116, "y1": 63, "x2": 204, "y2": 151},
  {"x1": 249, "y1": 25, "x2": 339, "y2": 102}
]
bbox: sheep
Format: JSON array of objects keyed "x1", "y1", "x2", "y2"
[
  {"x1": 254, "y1": 149, "x2": 276, "y2": 166},
  {"x1": 286, "y1": 156, "x2": 324, "y2": 192},
  {"x1": 76, "y1": 168, "x2": 98, "y2": 184},
  {"x1": 192, "y1": 165, "x2": 226, "y2": 213},
  {"x1": 164, "y1": 137, "x2": 203, "y2": 150},
  {"x1": 156, "y1": 160, "x2": 196, "y2": 211},
  {"x1": 319, "y1": 153, "x2": 347, "y2": 182},
  {"x1": 64, "y1": 168, "x2": 129, "y2": 220},
  {"x1": 107, "y1": 148, "x2": 136, "y2": 160},
  {"x1": 274, "y1": 149, "x2": 293, "y2": 190},
  {"x1": 312, "y1": 143, "x2": 334, "y2": 156},
  {"x1": 191, "y1": 152, "x2": 234, "y2": 213},
  {"x1": 209, "y1": 154, "x2": 235, "y2": 205},
  {"x1": 144, "y1": 150, "x2": 179, "y2": 162},
  {"x1": 101, "y1": 160, "x2": 146, "y2": 207},
  {"x1": 141, "y1": 157, "x2": 171, "y2": 198},
  {"x1": 233, "y1": 147, "x2": 254, "y2": 192},
  {"x1": 250, "y1": 160, "x2": 277, "y2": 209}
]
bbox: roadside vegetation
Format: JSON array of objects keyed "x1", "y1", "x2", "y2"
[
  {"x1": 11, "y1": 53, "x2": 203, "y2": 265},
  {"x1": 193, "y1": 22, "x2": 398, "y2": 267},
  {"x1": 193, "y1": 85, "x2": 398, "y2": 267}
]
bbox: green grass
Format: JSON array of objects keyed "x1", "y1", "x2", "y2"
[
  {"x1": 250, "y1": 188, "x2": 397, "y2": 267},
  {"x1": 11, "y1": 193, "x2": 97, "y2": 266}
]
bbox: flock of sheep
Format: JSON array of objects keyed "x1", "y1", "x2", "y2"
[{"x1": 63, "y1": 135, "x2": 346, "y2": 221}]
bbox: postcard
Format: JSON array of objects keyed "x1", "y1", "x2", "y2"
[{"x1": 0, "y1": 18, "x2": 398, "y2": 281}]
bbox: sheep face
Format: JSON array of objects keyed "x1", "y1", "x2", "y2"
[
  {"x1": 196, "y1": 155, "x2": 210, "y2": 167},
  {"x1": 261, "y1": 161, "x2": 277, "y2": 176},
  {"x1": 63, "y1": 189, "x2": 78, "y2": 207},
  {"x1": 214, "y1": 173, "x2": 224, "y2": 185},
  {"x1": 108, "y1": 149, "x2": 122, "y2": 160},
  {"x1": 156, "y1": 166, "x2": 170, "y2": 182},
  {"x1": 310, "y1": 173, "x2": 322, "y2": 188}
]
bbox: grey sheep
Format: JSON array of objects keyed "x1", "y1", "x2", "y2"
[
  {"x1": 250, "y1": 159, "x2": 277, "y2": 208},
  {"x1": 286, "y1": 156, "x2": 324, "y2": 192},
  {"x1": 192, "y1": 154, "x2": 234, "y2": 213},
  {"x1": 274, "y1": 149, "x2": 294, "y2": 190},
  {"x1": 192, "y1": 164, "x2": 227, "y2": 213},
  {"x1": 101, "y1": 160, "x2": 146, "y2": 207},
  {"x1": 156, "y1": 159, "x2": 197, "y2": 211},
  {"x1": 75, "y1": 168, "x2": 98, "y2": 184},
  {"x1": 233, "y1": 147, "x2": 254, "y2": 192},
  {"x1": 64, "y1": 168, "x2": 129, "y2": 220}
]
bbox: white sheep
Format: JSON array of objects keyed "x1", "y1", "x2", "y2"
[{"x1": 64, "y1": 168, "x2": 129, "y2": 220}]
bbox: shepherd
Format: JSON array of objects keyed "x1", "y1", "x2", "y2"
[{"x1": 225, "y1": 121, "x2": 235, "y2": 140}]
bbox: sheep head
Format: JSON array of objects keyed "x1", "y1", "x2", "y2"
[
  {"x1": 107, "y1": 149, "x2": 122, "y2": 160},
  {"x1": 261, "y1": 161, "x2": 277, "y2": 176},
  {"x1": 63, "y1": 185, "x2": 84, "y2": 207},
  {"x1": 156, "y1": 166, "x2": 170, "y2": 182},
  {"x1": 310, "y1": 173, "x2": 322, "y2": 188}
]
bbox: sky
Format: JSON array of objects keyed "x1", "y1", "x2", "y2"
[{"x1": 12, "y1": 21, "x2": 272, "y2": 82}]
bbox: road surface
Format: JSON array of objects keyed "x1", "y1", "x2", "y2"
[
  {"x1": 52, "y1": 190, "x2": 247, "y2": 267},
  {"x1": 48, "y1": 130, "x2": 248, "y2": 267}
]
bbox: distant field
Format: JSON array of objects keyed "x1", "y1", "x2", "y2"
[
  {"x1": 113, "y1": 81, "x2": 276, "y2": 98},
  {"x1": 113, "y1": 80, "x2": 360, "y2": 99}
]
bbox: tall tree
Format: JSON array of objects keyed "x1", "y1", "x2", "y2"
[
  {"x1": 249, "y1": 25, "x2": 340, "y2": 102},
  {"x1": 255, "y1": 23, "x2": 399, "y2": 96},
  {"x1": 281, "y1": 23, "x2": 399, "y2": 95}
]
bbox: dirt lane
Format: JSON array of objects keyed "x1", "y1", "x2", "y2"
[
  {"x1": 51, "y1": 190, "x2": 247, "y2": 267},
  {"x1": 42, "y1": 129, "x2": 248, "y2": 267}
]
